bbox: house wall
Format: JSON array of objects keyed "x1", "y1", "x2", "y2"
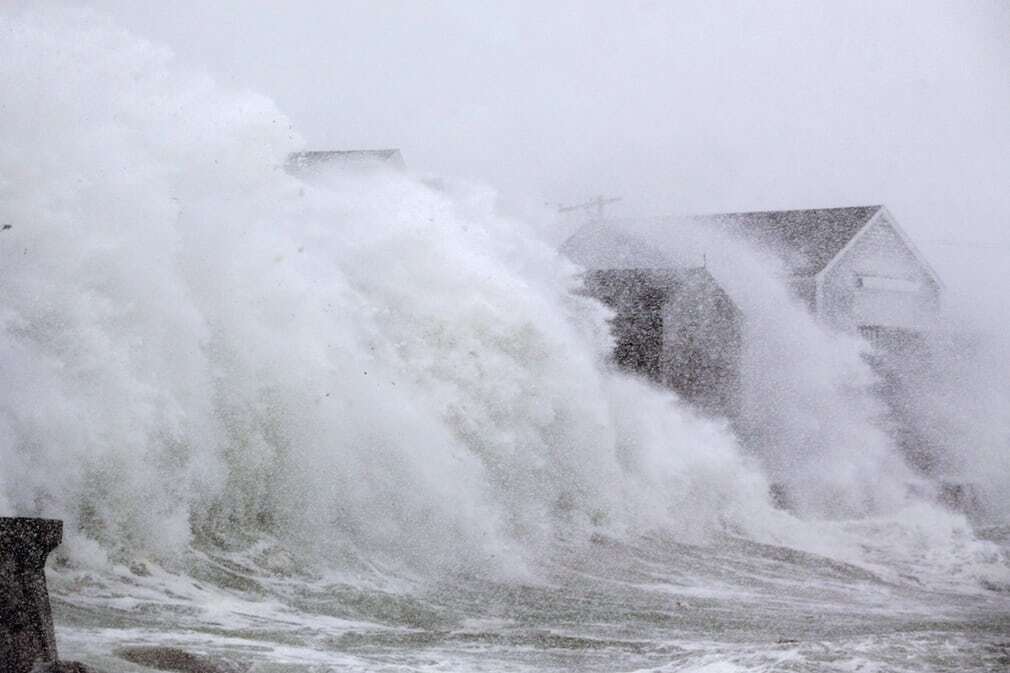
[
  {"x1": 819, "y1": 214, "x2": 940, "y2": 331},
  {"x1": 582, "y1": 270, "x2": 666, "y2": 379},
  {"x1": 580, "y1": 268, "x2": 741, "y2": 416},
  {"x1": 787, "y1": 277, "x2": 817, "y2": 312},
  {"x1": 660, "y1": 279, "x2": 742, "y2": 416}
]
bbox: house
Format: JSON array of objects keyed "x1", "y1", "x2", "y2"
[
  {"x1": 562, "y1": 227, "x2": 742, "y2": 415},
  {"x1": 566, "y1": 205, "x2": 942, "y2": 340},
  {"x1": 699, "y1": 206, "x2": 951, "y2": 481},
  {"x1": 286, "y1": 149, "x2": 406, "y2": 174},
  {"x1": 561, "y1": 205, "x2": 943, "y2": 418},
  {"x1": 693, "y1": 205, "x2": 943, "y2": 339}
]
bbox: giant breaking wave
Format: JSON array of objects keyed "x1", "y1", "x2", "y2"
[{"x1": 0, "y1": 8, "x2": 1005, "y2": 595}]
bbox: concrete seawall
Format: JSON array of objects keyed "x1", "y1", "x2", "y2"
[{"x1": 1, "y1": 517, "x2": 63, "y2": 673}]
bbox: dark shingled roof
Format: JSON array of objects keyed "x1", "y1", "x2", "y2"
[
  {"x1": 696, "y1": 205, "x2": 883, "y2": 276},
  {"x1": 287, "y1": 149, "x2": 406, "y2": 171},
  {"x1": 562, "y1": 206, "x2": 884, "y2": 277}
]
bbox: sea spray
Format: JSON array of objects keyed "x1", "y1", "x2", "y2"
[
  {"x1": 0, "y1": 8, "x2": 777, "y2": 576},
  {"x1": 0, "y1": 8, "x2": 1005, "y2": 602}
]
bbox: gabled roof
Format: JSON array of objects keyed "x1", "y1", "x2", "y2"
[
  {"x1": 286, "y1": 149, "x2": 406, "y2": 171},
  {"x1": 561, "y1": 206, "x2": 886, "y2": 278},
  {"x1": 695, "y1": 205, "x2": 883, "y2": 276}
]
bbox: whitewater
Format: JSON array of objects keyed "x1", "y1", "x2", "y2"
[{"x1": 1, "y1": 9, "x2": 1008, "y2": 672}]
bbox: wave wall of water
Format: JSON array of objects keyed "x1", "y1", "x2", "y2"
[{"x1": 0, "y1": 8, "x2": 1006, "y2": 604}]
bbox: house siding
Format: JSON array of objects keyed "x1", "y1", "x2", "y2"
[
  {"x1": 787, "y1": 277, "x2": 817, "y2": 312},
  {"x1": 580, "y1": 268, "x2": 741, "y2": 415},
  {"x1": 819, "y1": 214, "x2": 939, "y2": 331},
  {"x1": 661, "y1": 284, "x2": 742, "y2": 416}
]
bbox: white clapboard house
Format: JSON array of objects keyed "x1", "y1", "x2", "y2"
[{"x1": 695, "y1": 205, "x2": 943, "y2": 337}]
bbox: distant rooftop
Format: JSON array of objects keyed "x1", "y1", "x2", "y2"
[
  {"x1": 563, "y1": 205, "x2": 884, "y2": 276},
  {"x1": 561, "y1": 219, "x2": 673, "y2": 270},
  {"x1": 693, "y1": 205, "x2": 883, "y2": 275},
  {"x1": 287, "y1": 149, "x2": 406, "y2": 171}
]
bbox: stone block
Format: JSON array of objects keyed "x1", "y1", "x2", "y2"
[{"x1": 0, "y1": 517, "x2": 63, "y2": 673}]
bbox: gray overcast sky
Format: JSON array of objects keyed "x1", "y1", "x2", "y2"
[{"x1": 71, "y1": 1, "x2": 1010, "y2": 289}]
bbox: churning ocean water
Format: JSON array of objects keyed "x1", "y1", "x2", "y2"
[{"x1": 2, "y1": 8, "x2": 1008, "y2": 672}]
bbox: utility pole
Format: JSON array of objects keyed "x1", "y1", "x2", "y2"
[{"x1": 556, "y1": 195, "x2": 622, "y2": 219}]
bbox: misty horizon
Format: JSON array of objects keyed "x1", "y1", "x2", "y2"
[{"x1": 45, "y1": 0, "x2": 1007, "y2": 309}]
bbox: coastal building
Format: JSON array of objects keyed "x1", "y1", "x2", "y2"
[
  {"x1": 562, "y1": 205, "x2": 942, "y2": 417},
  {"x1": 696, "y1": 205, "x2": 942, "y2": 338},
  {"x1": 561, "y1": 224, "x2": 741, "y2": 415}
]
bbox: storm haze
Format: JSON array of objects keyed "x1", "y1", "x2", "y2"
[
  {"x1": 3, "y1": 4, "x2": 1009, "y2": 671},
  {"x1": 73, "y1": 2, "x2": 1010, "y2": 275}
]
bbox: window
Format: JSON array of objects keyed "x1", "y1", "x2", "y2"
[{"x1": 857, "y1": 275, "x2": 920, "y2": 292}]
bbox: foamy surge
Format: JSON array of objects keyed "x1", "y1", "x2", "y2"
[{"x1": 0, "y1": 8, "x2": 1006, "y2": 595}]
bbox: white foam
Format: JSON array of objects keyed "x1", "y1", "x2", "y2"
[{"x1": 0, "y1": 7, "x2": 1005, "y2": 606}]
